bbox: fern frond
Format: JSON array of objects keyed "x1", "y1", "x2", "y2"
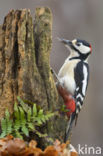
[
  {"x1": 13, "y1": 102, "x2": 21, "y2": 131},
  {"x1": 5, "y1": 110, "x2": 13, "y2": 134},
  {"x1": 35, "y1": 130, "x2": 47, "y2": 138},
  {"x1": 15, "y1": 131, "x2": 23, "y2": 139},
  {"x1": 19, "y1": 106, "x2": 29, "y2": 136},
  {"x1": 14, "y1": 120, "x2": 20, "y2": 131},
  {"x1": 14, "y1": 102, "x2": 20, "y2": 120},
  {"x1": 21, "y1": 126, "x2": 29, "y2": 136},
  {"x1": 0, "y1": 118, "x2": 7, "y2": 138},
  {"x1": 19, "y1": 106, "x2": 26, "y2": 126},
  {"x1": 0, "y1": 98, "x2": 55, "y2": 140},
  {"x1": 38, "y1": 109, "x2": 43, "y2": 116},
  {"x1": 28, "y1": 122, "x2": 35, "y2": 131},
  {"x1": 33, "y1": 104, "x2": 37, "y2": 117},
  {"x1": 17, "y1": 96, "x2": 29, "y2": 112},
  {"x1": 27, "y1": 107, "x2": 32, "y2": 122}
]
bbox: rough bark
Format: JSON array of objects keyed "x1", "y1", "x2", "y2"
[{"x1": 0, "y1": 8, "x2": 66, "y2": 147}]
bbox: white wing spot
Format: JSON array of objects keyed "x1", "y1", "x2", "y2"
[
  {"x1": 76, "y1": 93, "x2": 84, "y2": 101},
  {"x1": 76, "y1": 109, "x2": 79, "y2": 114},
  {"x1": 76, "y1": 87, "x2": 79, "y2": 91},
  {"x1": 77, "y1": 102, "x2": 82, "y2": 109},
  {"x1": 82, "y1": 65, "x2": 88, "y2": 96}
]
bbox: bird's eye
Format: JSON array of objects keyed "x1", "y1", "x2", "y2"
[{"x1": 76, "y1": 43, "x2": 81, "y2": 46}]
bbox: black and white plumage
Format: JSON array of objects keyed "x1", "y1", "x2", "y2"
[
  {"x1": 74, "y1": 61, "x2": 89, "y2": 114},
  {"x1": 57, "y1": 38, "x2": 91, "y2": 142}
]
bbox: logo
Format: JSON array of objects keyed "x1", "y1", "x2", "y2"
[{"x1": 77, "y1": 144, "x2": 102, "y2": 155}]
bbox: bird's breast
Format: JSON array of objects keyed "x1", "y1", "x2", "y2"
[{"x1": 58, "y1": 60, "x2": 79, "y2": 95}]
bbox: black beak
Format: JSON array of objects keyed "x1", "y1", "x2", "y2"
[{"x1": 57, "y1": 37, "x2": 72, "y2": 46}]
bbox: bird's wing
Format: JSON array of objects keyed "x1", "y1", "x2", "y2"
[
  {"x1": 74, "y1": 61, "x2": 89, "y2": 114},
  {"x1": 64, "y1": 61, "x2": 89, "y2": 142}
]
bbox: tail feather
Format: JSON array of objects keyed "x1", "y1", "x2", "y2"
[{"x1": 64, "y1": 112, "x2": 76, "y2": 142}]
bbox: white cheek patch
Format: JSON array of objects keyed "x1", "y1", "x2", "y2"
[{"x1": 75, "y1": 44, "x2": 90, "y2": 54}]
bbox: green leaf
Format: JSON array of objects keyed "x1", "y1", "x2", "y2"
[
  {"x1": 14, "y1": 102, "x2": 20, "y2": 120},
  {"x1": 1, "y1": 118, "x2": 7, "y2": 132},
  {"x1": 28, "y1": 122, "x2": 35, "y2": 131},
  {"x1": 38, "y1": 109, "x2": 43, "y2": 116},
  {"x1": 36, "y1": 118, "x2": 43, "y2": 125},
  {"x1": 5, "y1": 109, "x2": 13, "y2": 134},
  {"x1": 5, "y1": 109, "x2": 10, "y2": 118},
  {"x1": 14, "y1": 119, "x2": 20, "y2": 131},
  {"x1": 27, "y1": 107, "x2": 32, "y2": 122},
  {"x1": 21, "y1": 126, "x2": 29, "y2": 136},
  {"x1": 0, "y1": 118, "x2": 7, "y2": 137},
  {"x1": 0, "y1": 97, "x2": 55, "y2": 140},
  {"x1": 41, "y1": 115, "x2": 46, "y2": 123},
  {"x1": 19, "y1": 106, "x2": 26, "y2": 126},
  {"x1": 23, "y1": 99, "x2": 34, "y2": 105},
  {"x1": 60, "y1": 104, "x2": 69, "y2": 112},
  {"x1": 35, "y1": 130, "x2": 47, "y2": 138},
  {"x1": 33, "y1": 104, "x2": 37, "y2": 117},
  {"x1": 15, "y1": 131, "x2": 23, "y2": 139},
  {"x1": 0, "y1": 131, "x2": 7, "y2": 138},
  {"x1": 17, "y1": 96, "x2": 29, "y2": 112},
  {"x1": 42, "y1": 112, "x2": 53, "y2": 122},
  {"x1": 44, "y1": 116, "x2": 48, "y2": 121},
  {"x1": 19, "y1": 106, "x2": 29, "y2": 136},
  {"x1": 6, "y1": 120, "x2": 12, "y2": 134},
  {"x1": 13, "y1": 103, "x2": 21, "y2": 132}
]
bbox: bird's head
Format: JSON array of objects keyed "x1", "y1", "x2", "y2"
[{"x1": 58, "y1": 38, "x2": 92, "y2": 60}]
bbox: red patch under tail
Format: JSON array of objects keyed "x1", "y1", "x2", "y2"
[{"x1": 57, "y1": 85, "x2": 76, "y2": 118}]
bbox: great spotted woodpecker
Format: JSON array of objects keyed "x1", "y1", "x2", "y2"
[{"x1": 52, "y1": 38, "x2": 92, "y2": 142}]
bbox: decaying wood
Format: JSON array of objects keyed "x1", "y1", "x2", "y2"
[{"x1": 0, "y1": 8, "x2": 67, "y2": 146}]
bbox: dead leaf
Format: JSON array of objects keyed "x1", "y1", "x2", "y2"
[
  {"x1": 41, "y1": 146, "x2": 58, "y2": 156},
  {"x1": 29, "y1": 140, "x2": 37, "y2": 149},
  {"x1": 6, "y1": 138, "x2": 26, "y2": 154},
  {"x1": 71, "y1": 152, "x2": 78, "y2": 156},
  {"x1": 0, "y1": 136, "x2": 78, "y2": 156}
]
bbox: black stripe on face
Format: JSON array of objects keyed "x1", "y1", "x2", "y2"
[
  {"x1": 77, "y1": 39, "x2": 90, "y2": 47},
  {"x1": 69, "y1": 45, "x2": 90, "y2": 60}
]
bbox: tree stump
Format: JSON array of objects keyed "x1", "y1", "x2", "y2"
[{"x1": 0, "y1": 7, "x2": 67, "y2": 147}]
